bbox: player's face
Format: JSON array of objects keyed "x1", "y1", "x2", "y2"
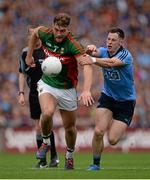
[
  {"x1": 106, "y1": 33, "x2": 122, "y2": 54},
  {"x1": 53, "y1": 24, "x2": 69, "y2": 43}
]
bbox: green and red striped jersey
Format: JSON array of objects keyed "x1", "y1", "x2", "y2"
[{"x1": 38, "y1": 29, "x2": 85, "y2": 89}]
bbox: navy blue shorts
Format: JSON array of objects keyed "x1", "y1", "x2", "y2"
[
  {"x1": 97, "y1": 93, "x2": 136, "y2": 126},
  {"x1": 29, "y1": 91, "x2": 41, "y2": 120}
]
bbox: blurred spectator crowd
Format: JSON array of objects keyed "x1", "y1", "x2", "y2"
[{"x1": 0, "y1": 0, "x2": 150, "y2": 128}]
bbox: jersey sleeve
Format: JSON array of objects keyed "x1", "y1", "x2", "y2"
[
  {"x1": 38, "y1": 27, "x2": 51, "y2": 43},
  {"x1": 117, "y1": 49, "x2": 133, "y2": 65},
  {"x1": 67, "y1": 33, "x2": 85, "y2": 57},
  {"x1": 19, "y1": 50, "x2": 27, "y2": 74},
  {"x1": 97, "y1": 47, "x2": 107, "y2": 58},
  {"x1": 38, "y1": 30, "x2": 47, "y2": 43}
]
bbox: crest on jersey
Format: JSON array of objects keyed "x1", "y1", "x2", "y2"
[{"x1": 60, "y1": 47, "x2": 64, "y2": 54}]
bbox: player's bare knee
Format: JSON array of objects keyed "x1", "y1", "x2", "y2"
[
  {"x1": 42, "y1": 109, "x2": 53, "y2": 118},
  {"x1": 108, "y1": 137, "x2": 118, "y2": 145},
  {"x1": 94, "y1": 128, "x2": 104, "y2": 140}
]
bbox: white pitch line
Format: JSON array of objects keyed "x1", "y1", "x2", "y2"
[{"x1": 1, "y1": 166, "x2": 149, "y2": 171}]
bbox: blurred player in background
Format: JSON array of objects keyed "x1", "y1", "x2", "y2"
[
  {"x1": 18, "y1": 27, "x2": 59, "y2": 168},
  {"x1": 80, "y1": 27, "x2": 136, "y2": 170},
  {"x1": 25, "y1": 13, "x2": 94, "y2": 170}
]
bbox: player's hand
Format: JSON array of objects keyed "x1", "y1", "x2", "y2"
[
  {"x1": 86, "y1": 44, "x2": 97, "y2": 54},
  {"x1": 78, "y1": 90, "x2": 94, "y2": 106},
  {"x1": 18, "y1": 94, "x2": 25, "y2": 106},
  {"x1": 79, "y1": 54, "x2": 93, "y2": 66},
  {"x1": 25, "y1": 56, "x2": 36, "y2": 67},
  {"x1": 78, "y1": 54, "x2": 93, "y2": 66}
]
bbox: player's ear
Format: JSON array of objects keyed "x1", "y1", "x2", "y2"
[{"x1": 119, "y1": 38, "x2": 123, "y2": 46}]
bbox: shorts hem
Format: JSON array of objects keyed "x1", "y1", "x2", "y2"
[
  {"x1": 114, "y1": 118, "x2": 131, "y2": 126},
  {"x1": 38, "y1": 90, "x2": 58, "y2": 99},
  {"x1": 59, "y1": 107, "x2": 77, "y2": 111}
]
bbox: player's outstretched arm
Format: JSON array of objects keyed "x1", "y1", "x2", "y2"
[
  {"x1": 25, "y1": 27, "x2": 42, "y2": 66},
  {"x1": 79, "y1": 55, "x2": 124, "y2": 68},
  {"x1": 90, "y1": 57, "x2": 124, "y2": 68},
  {"x1": 77, "y1": 55, "x2": 94, "y2": 107}
]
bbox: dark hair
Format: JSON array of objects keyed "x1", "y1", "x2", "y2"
[
  {"x1": 108, "y1": 27, "x2": 125, "y2": 39},
  {"x1": 53, "y1": 13, "x2": 71, "y2": 27}
]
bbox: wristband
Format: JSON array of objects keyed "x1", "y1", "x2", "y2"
[
  {"x1": 91, "y1": 57, "x2": 96, "y2": 64},
  {"x1": 18, "y1": 91, "x2": 24, "y2": 96}
]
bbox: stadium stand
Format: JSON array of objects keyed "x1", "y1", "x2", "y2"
[{"x1": 0, "y1": 0, "x2": 150, "y2": 129}]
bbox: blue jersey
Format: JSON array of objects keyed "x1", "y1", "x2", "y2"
[{"x1": 97, "y1": 46, "x2": 136, "y2": 101}]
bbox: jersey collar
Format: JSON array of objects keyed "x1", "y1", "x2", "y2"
[{"x1": 107, "y1": 46, "x2": 123, "y2": 58}]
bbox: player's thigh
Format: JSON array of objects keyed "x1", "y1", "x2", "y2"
[
  {"x1": 108, "y1": 120, "x2": 127, "y2": 142},
  {"x1": 96, "y1": 93, "x2": 113, "y2": 131},
  {"x1": 39, "y1": 93, "x2": 57, "y2": 114},
  {"x1": 60, "y1": 109, "x2": 77, "y2": 128},
  {"x1": 58, "y1": 88, "x2": 77, "y2": 111},
  {"x1": 95, "y1": 108, "x2": 113, "y2": 132},
  {"x1": 37, "y1": 80, "x2": 57, "y2": 113}
]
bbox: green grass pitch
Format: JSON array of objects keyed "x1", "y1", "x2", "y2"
[{"x1": 0, "y1": 152, "x2": 150, "y2": 179}]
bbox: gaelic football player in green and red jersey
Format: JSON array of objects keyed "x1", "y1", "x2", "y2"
[{"x1": 26, "y1": 13, "x2": 94, "y2": 170}]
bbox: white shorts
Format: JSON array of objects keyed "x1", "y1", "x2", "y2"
[{"x1": 37, "y1": 80, "x2": 78, "y2": 111}]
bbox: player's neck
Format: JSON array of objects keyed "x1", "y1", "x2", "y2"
[{"x1": 109, "y1": 46, "x2": 121, "y2": 56}]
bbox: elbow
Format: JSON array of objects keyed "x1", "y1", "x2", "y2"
[
  {"x1": 25, "y1": 58, "x2": 30, "y2": 66},
  {"x1": 102, "y1": 64, "x2": 112, "y2": 68},
  {"x1": 105, "y1": 62, "x2": 115, "y2": 68}
]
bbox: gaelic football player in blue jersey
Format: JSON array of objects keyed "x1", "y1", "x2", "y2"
[{"x1": 80, "y1": 27, "x2": 136, "y2": 170}]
